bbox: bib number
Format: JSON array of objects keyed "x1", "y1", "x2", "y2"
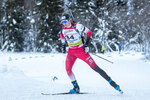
[{"x1": 65, "y1": 35, "x2": 74, "y2": 40}]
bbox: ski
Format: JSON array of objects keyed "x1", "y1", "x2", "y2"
[{"x1": 41, "y1": 92, "x2": 88, "y2": 95}]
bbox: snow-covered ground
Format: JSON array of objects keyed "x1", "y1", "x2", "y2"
[{"x1": 0, "y1": 51, "x2": 150, "y2": 100}]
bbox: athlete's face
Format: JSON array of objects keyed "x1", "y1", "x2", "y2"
[{"x1": 61, "y1": 19, "x2": 71, "y2": 28}]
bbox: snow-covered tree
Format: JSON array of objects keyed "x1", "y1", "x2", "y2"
[
  {"x1": 23, "y1": 0, "x2": 39, "y2": 52},
  {"x1": 0, "y1": 0, "x2": 6, "y2": 50},
  {"x1": 36, "y1": 0, "x2": 63, "y2": 53},
  {"x1": 2, "y1": 0, "x2": 28, "y2": 52},
  {"x1": 0, "y1": 0, "x2": 149, "y2": 58}
]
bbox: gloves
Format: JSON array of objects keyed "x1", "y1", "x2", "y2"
[
  {"x1": 62, "y1": 44, "x2": 66, "y2": 53},
  {"x1": 84, "y1": 38, "x2": 90, "y2": 53},
  {"x1": 84, "y1": 45, "x2": 89, "y2": 53}
]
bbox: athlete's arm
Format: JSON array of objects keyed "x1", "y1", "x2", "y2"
[
  {"x1": 60, "y1": 31, "x2": 66, "y2": 53},
  {"x1": 76, "y1": 24, "x2": 91, "y2": 45}
]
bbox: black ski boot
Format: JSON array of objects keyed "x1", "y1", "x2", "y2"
[{"x1": 69, "y1": 80, "x2": 80, "y2": 94}]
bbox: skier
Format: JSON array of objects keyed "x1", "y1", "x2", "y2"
[
  {"x1": 119, "y1": 44, "x2": 122, "y2": 54},
  {"x1": 59, "y1": 12, "x2": 123, "y2": 94},
  {"x1": 101, "y1": 45, "x2": 105, "y2": 54}
]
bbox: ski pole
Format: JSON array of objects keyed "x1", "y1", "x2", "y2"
[{"x1": 91, "y1": 53, "x2": 114, "y2": 64}]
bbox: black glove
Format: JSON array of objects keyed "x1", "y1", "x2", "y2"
[
  {"x1": 84, "y1": 38, "x2": 90, "y2": 53},
  {"x1": 62, "y1": 44, "x2": 66, "y2": 53},
  {"x1": 84, "y1": 38, "x2": 89, "y2": 46}
]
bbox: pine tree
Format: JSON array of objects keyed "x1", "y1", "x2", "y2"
[
  {"x1": 35, "y1": 0, "x2": 63, "y2": 53},
  {"x1": 0, "y1": 0, "x2": 6, "y2": 50},
  {"x1": 2, "y1": 0, "x2": 28, "y2": 52}
]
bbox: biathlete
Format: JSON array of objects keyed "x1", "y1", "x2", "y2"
[{"x1": 59, "y1": 12, "x2": 123, "y2": 94}]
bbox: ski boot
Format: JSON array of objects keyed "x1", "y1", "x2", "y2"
[
  {"x1": 69, "y1": 80, "x2": 80, "y2": 94},
  {"x1": 109, "y1": 79, "x2": 123, "y2": 94}
]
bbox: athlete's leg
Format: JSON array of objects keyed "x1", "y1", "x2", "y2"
[
  {"x1": 65, "y1": 49, "x2": 77, "y2": 81},
  {"x1": 76, "y1": 48, "x2": 111, "y2": 81},
  {"x1": 66, "y1": 48, "x2": 80, "y2": 93},
  {"x1": 76, "y1": 47, "x2": 122, "y2": 92}
]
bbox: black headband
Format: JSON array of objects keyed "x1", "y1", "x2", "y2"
[{"x1": 61, "y1": 14, "x2": 70, "y2": 20}]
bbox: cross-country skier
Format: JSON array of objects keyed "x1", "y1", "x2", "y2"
[{"x1": 59, "y1": 12, "x2": 123, "y2": 94}]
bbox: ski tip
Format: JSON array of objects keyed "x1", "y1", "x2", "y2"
[{"x1": 41, "y1": 93, "x2": 50, "y2": 95}]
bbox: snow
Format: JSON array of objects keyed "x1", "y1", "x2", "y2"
[
  {"x1": 46, "y1": 14, "x2": 48, "y2": 19},
  {"x1": 12, "y1": 19, "x2": 17, "y2": 25},
  {"x1": 0, "y1": 51, "x2": 150, "y2": 100},
  {"x1": 36, "y1": 1, "x2": 42, "y2": 6},
  {"x1": 30, "y1": 19, "x2": 35, "y2": 24}
]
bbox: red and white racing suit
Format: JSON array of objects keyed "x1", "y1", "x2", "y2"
[
  {"x1": 60, "y1": 23, "x2": 121, "y2": 91},
  {"x1": 60, "y1": 23, "x2": 98, "y2": 81}
]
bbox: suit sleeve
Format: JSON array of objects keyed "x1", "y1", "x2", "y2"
[
  {"x1": 60, "y1": 31, "x2": 65, "y2": 44},
  {"x1": 76, "y1": 24, "x2": 92, "y2": 39}
]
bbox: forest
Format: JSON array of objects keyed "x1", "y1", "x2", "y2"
[{"x1": 0, "y1": 0, "x2": 149, "y2": 58}]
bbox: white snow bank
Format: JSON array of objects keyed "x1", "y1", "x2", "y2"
[
  {"x1": 0, "y1": 65, "x2": 26, "y2": 79},
  {"x1": 0, "y1": 51, "x2": 150, "y2": 100}
]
